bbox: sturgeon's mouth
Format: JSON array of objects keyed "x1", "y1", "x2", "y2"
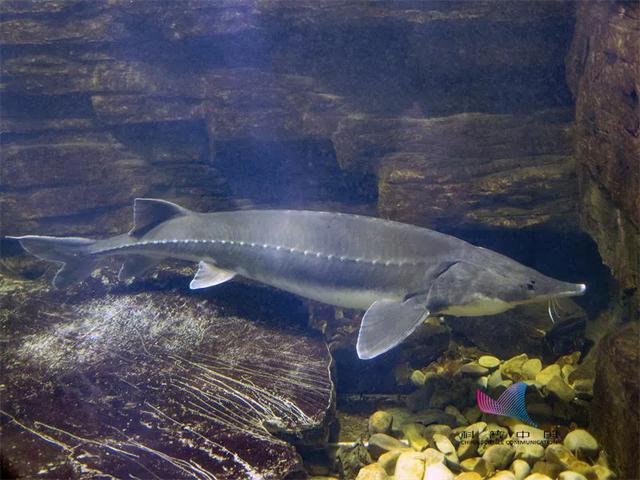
[{"x1": 547, "y1": 283, "x2": 586, "y2": 323}]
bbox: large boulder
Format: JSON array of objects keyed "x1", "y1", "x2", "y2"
[
  {"x1": 590, "y1": 322, "x2": 639, "y2": 479},
  {"x1": 0, "y1": 270, "x2": 334, "y2": 479}
]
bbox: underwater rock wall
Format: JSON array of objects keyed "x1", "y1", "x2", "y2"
[
  {"x1": 565, "y1": 3, "x2": 640, "y2": 478},
  {"x1": 333, "y1": 109, "x2": 576, "y2": 231},
  {"x1": 590, "y1": 322, "x2": 639, "y2": 480},
  {"x1": 1, "y1": 0, "x2": 576, "y2": 237},
  {"x1": 566, "y1": 0, "x2": 640, "y2": 310}
]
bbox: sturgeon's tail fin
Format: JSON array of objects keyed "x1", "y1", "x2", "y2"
[{"x1": 8, "y1": 235, "x2": 98, "y2": 288}]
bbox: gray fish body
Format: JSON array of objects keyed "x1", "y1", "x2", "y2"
[
  {"x1": 89, "y1": 210, "x2": 467, "y2": 310},
  {"x1": 10, "y1": 199, "x2": 586, "y2": 359}
]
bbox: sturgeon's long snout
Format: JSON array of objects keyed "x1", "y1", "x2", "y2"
[{"x1": 554, "y1": 281, "x2": 587, "y2": 298}]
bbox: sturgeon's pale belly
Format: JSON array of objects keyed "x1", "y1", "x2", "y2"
[
  {"x1": 249, "y1": 273, "x2": 399, "y2": 310},
  {"x1": 439, "y1": 294, "x2": 512, "y2": 316}
]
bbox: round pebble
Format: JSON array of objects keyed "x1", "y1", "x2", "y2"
[
  {"x1": 460, "y1": 363, "x2": 490, "y2": 377},
  {"x1": 369, "y1": 433, "x2": 410, "y2": 458},
  {"x1": 433, "y1": 433, "x2": 457, "y2": 458},
  {"x1": 557, "y1": 472, "x2": 588, "y2": 480},
  {"x1": 369, "y1": 411, "x2": 393, "y2": 434},
  {"x1": 403, "y1": 423, "x2": 428, "y2": 451},
  {"x1": 535, "y1": 364, "x2": 561, "y2": 386},
  {"x1": 479, "y1": 355, "x2": 501, "y2": 369},
  {"x1": 531, "y1": 460, "x2": 563, "y2": 479},
  {"x1": 510, "y1": 459, "x2": 531, "y2": 480},
  {"x1": 455, "y1": 473, "x2": 482, "y2": 480},
  {"x1": 457, "y1": 439, "x2": 478, "y2": 461},
  {"x1": 472, "y1": 458, "x2": 494, "y2": 477},
  {"x1": 423, "y1": 448, "x2": 446, "y2": 465},
  {"x1": 491, "y1": 471, "x2": 516, "y2": 480},
  {"x1": 568, "y1": 459, "x2": 592, "y2": 476},
  {"x1": 460, "y1": 457, "x2": 482, "y2": 472},
  {"x1": 487, "y1": 368, "x2": 503, "y2": 389},
  {"x1": 425, "y1": 424, "x2": 453, "y2": 444},
  {"x1": 544, "y1": 443, "x2": 574, "y2": 468},
  {"x1": 410, "y1": 369, "x2": 426, "y2": 387},
  {"x1": 377, "y1": 450, "x2": 402, "y2": 475},
  {"x1": 356, "y1": 463, "x2": 390, "y2": 480},
  {"x1": 424, "y1": 462, "x2": 455, "y2": 480},
  {"x1": 500, "y1": 354, "x2": 529, "y2": 381},
  {"x1": 522, "y1": 359, "x2": 542, "y2": 380},
  {"x1": 523, "y1": 474, "x2": 553, "y2": 480},
  {"x1": 563, "y1": 429, "x2": 599, "y2": 459},
  {"x1": 544, "y1": 375, "x2": 575, "y2": 402},
  {"x1": 395, "y1": 451, "x2": 425, "y2": 480},
  {"x1": 482, "y1": 445, "x2": 515, "y2": 470},
  {"x1": 464, "y1": 406, "x2": 482, "y2": 423},
  {"x1": 478, "y1": 425, "x2": 509, "y2": 455},
  {"x1": 514, "y1": 444, "x2": 545, "y2": 465}
]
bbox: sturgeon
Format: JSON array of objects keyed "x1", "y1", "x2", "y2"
[{"x1": 10, "y1": 198, "x2": 586, "y2": 359}]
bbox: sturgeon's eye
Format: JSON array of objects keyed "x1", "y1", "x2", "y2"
[{"x1": 527, "y1": 282, "x2": 535, "y2": 291}]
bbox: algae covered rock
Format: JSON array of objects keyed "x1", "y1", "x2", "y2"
[
  {"x1": 0, "y1": 276, "x2": 334, "y2": 479},
  {"x1": 338, "y1": 443, "x2": 374, "y2": 480},
  {"x1": 482, "y1": 445, "x2": 515, "y2": 470},
  {"x1": 369, "y1": 410, "x2": 393, "y2": 435}
]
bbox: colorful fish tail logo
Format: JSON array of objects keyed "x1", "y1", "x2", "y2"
[{"x1": 476, "y1": 381, "x2": 537, "y2": 427}]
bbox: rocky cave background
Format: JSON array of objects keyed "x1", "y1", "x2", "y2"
[{"x1": 0, "y1": 1, "x2": 638, "y2": 479}]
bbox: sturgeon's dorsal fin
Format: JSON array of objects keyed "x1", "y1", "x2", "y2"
[
  {"x1": 356, "y1": 297, "x2": 429, "y2": 360},
  {"x1": 190, "y1": 261, "x2": 236, "y2": 290},
  {"x1": 130, "y1": 198, "x2": 193, "y2": 237}
]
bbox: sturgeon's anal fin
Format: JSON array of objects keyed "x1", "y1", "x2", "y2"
[
  {"x1": 118, "y1": 255, "x2": 162, "y2": 281},
  {"x1": 189, "y1": 261, "x2": 236, "y2": 290},
  {"x1": 130, "y1": 198, "x2": 193, "y2": 237},
  {"x1": 356, "y1": 297, "x2": 429, "y2": 360}
]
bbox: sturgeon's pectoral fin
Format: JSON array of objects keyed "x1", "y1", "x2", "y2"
[
  {"x1": 189, "y1": 261, "x2": 236, "y2": 290},
  {"x1": 356, "y1": 298, "x2": 429, "y2": 360},
  {"x1": 118, "y1": 255, "x2": 162, "y2": 281}
]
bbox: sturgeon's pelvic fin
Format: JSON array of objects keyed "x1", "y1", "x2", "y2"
[
  {"x1": 190, "y1": 261, "x2": 236, "y2": 290},
  {"x1": 7, "y1": 235, "x2": 97, "y2": 289},
  {"x1": 118, "y1": 255, "x2": 162, "y2": 281},
  {"x1": 356, "y1": 297, "x2": 429, "y2": 360}
]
